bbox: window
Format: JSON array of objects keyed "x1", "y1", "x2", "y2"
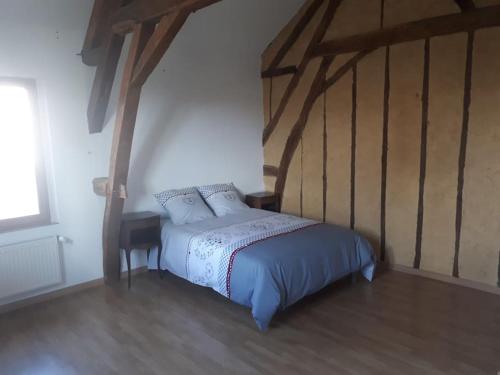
[{"x1": 0, "y1": 78, "x2": 50, "y2": 232}]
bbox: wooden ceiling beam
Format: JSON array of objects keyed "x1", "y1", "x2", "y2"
[
  {"x1": 313, "y1": 5, "x2": 500, "y2": 57},
  {"x1": 131, "y1": 11, "x2": 190, "y2": 87},
  {"x1": 111, "y1": 0, "x2": 221, "y2": 34},
  {"x1": 81, "y1": 0, "x2": 123, "y2": 66},
  {"x1": 87, "y1": 32, "x2": 125, "y2": 133}
]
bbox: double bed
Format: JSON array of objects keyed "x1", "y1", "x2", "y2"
[{"x1": 148, "y1": 208, "x2": 376, "y2": 331}]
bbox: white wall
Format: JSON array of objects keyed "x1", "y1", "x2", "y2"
[{"x1": 0, "y1": 0, "x2": 304, "y2": 304}]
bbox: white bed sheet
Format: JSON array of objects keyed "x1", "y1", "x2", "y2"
[{"x1": 147, "y1": 208, "x2": 276, "y2": 278}]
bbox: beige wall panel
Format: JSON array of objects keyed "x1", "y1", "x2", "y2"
[
  {"x1": 420, "y1": 34, "x2": 466, "y2": 276},
  {"x1": 264, "y1": 59, "x2": 321, "y2": 167},
  {"x1": 325, "y1": 71, "x2": 353, "y2": 227},
  {"x1": 262, "y1": 0, "x2": 317, "y2": 69},
  {"x1": 262, "y1": 0, "x2": 500, "y2": 288},
  {"x1": 281, "y1": 143, "x2": 302, "y2": 216},
  {"x1": 324, "y1": 0, "x2": 381, "y2": 40},
  {"x1": 264, "y1": 176, "x2": 276, "y2": 193},
  {"x1": 383, "y1": 0, "x2": 458, "y2": 27},
  {"x1": 283, "y1": 2, "x2": 327, "y2": 66},
  {"x1": 354, "y1": 48, "x2": 385, "y2": 255},
  {"x1": 460, "y1": 28, "x2": 500, "y2": 286},
  {"x1": 302, "y1": 96, "x2": 324, "y2": 221},
  {"x1": 386, "y1": 41, "x2": 424, "y2": 267}
]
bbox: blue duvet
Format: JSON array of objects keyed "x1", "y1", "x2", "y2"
[
  {"x1": 151, "y1": 209, "x2": 376, "y2": 331},
  {"x1": 229, "y1": 223, "x2": 376, "y2": 330}
]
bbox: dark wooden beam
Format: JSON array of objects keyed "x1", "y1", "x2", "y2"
[
  {"x1": 81, "y1": 0, "x2": 123, "y2": 66},
  {"x1": 313, "y1": 5, "x2": 500, "y2": 57},
  {"x1": 101, "y1": 7, "x2": 192, "y2": 282},
  {"x1": 131, "y1": 11, "x2": 190, "y2": 87},
  {"x1": 453, "y1": 32, "x2": 475, "y2": 278},
  {"x1": 265, "y1": 0, "x2": 324, "y2": 73},
  {"x1": 82, "y1": 46, "x2": 105, "y2": 67},
  {"x1": 264, "y1": 165, "x2": 279, "y2": 177},
  {"x1": 275, "y1": 57, "x2": 334, "y2": 201},
  {"x1": 263, "y1": 0, "x2": 343, "y2": 145},
  {"x1": 87, "y1": 32, "x2": 125, "y2": 134},
  {"x1": 81, "y1": 0, "x2": 108, "y2": 65},
  {"x1": 102, "y1": 23, "x2": 156, "y2": 283},
  {"x1": 322, "y1": 49, "x2": 374, "y2": 93},
  {"x1": 261, "y1": 66, "x2": 298, "y2": 79},
  {"x1": 111, "y1": 0, "x2": 221, "y2": 34},
  {"x1": 455, "y1": 0, "x2": 475, "y2": 12},
  {"x1": 274, "y1": 49, "x2": 374, "y2": 206}
]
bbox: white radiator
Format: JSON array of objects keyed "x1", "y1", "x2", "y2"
[{"x1": 0, "y1": 237, "x2": 63, "y2": 300}]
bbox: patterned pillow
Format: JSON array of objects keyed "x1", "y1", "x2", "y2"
[
  {"x1": 154, "y1": 187, "x2": 214, "y2": 225},
  {"x1": 197, "y1": 183, "x2": 249, "y2": 217}
]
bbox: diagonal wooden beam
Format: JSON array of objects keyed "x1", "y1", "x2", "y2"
[
  {"x1": 313, "y1": 5, "x2": 500, "y2": 57},
  {"x1": 263, "y1": 0, "x2": 343, "y2": 145},
  {"x1": 131, "y1": 11, "x2": 190, "y2": 87},
  {"x1": 274, "y1": 56, "x2": 335, "y2": 200},
  {"x1": 455, "y1": 0, "x2": 475, "y2": 12},
  {"x1": 101, "y1": 7, "x2": 192, "y2": 282},
  {"x1": 322, "y1": 49, "x2": 374, "y2": 93},
  {"x1": 261, "y1": 65, "x2": 298, "y2": 79},
  {"x1": 264, "y1": 0, "x2": 324, "y2": 73},
  {"x1": 112, "y1": 0, "x2": 221, "y2": 34},
  {"x1": 274, "y1": 49, "x2": 374, "y2": 203},
  {"x1": 87, "y1": 32, "x2": 125, "y2": 134},
  {"x1": 102, "y1": 22, "x2": 156, "y2": 283}
]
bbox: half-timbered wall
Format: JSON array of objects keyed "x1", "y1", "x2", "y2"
[{"x1": 262, "y1": 0, "x2": 500, "y2": 288}]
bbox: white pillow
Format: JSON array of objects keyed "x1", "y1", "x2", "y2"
[
  {"x1": 197, "y1": 183, "x2": 249, "y2": 217},
  {"x1": 154, "y1": 187, "x2": 214, "y2": 225}
]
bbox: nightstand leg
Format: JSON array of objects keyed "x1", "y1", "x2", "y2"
[
  {"x1": 125, "y1": 249, "x2": 132, "y2": 289},
  {"x1": 157, "y1": 244, "x2": 163, "y2": 279}
]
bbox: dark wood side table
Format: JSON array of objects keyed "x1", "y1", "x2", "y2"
[
  {"x1": 119, "y1": 211, "x2": 162, "y2": 289},
  {"x1": 245, "y1": 192, "x2": 281, "y2": 212}
]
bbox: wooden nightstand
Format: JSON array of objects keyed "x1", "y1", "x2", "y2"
[
  {"x1": 119, "y1": 211, "x2": 162, "y2": 289},
  {"x1": 245, "y1": 192, "x2": 281, "y2": 212}
]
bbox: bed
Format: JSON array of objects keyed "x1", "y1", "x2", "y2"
[{"x1": 148, "y1": 208, "x2": 376, "y2": 331}]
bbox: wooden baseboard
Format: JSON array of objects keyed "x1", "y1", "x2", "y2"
[
  {"x1": 0, "y1": 266, "x2": 149, "y2": 314},
  {"x1": 389, "y1": 263, "x2": 500, "y2": 296}
]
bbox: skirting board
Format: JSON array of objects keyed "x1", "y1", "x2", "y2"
[
  {"x1": 0, "y1": 266, "x2": 149, "y2": 314},
  {"x1": 389, "y1": 263, "x2": 500, "y2": 296}
]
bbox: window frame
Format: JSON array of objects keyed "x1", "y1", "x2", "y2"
[{"x1": 0, "y1": 77, "x2": 51, "y2": 233}]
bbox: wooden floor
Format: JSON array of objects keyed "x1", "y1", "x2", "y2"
[{"x1": 1, "y1": 270, "x2": 499, "y2": 375}]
